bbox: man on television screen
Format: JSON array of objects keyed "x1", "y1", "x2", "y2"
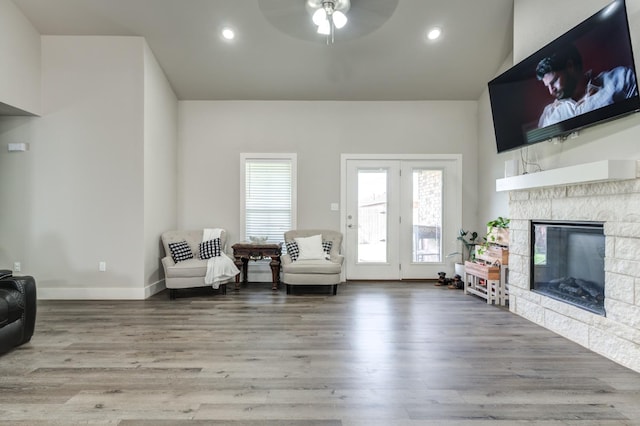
[{"x1": 536, "y1": 44, "x2": 638, "y2": 128}]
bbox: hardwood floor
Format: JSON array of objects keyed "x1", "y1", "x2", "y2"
[{"x1": 1, "y1": 281, "x2": 640, "y2": 425}]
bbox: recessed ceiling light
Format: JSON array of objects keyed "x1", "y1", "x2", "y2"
[
  {"x1": 221, "y1": 28, "x2": 235, "y2": 40},
  {"x1": 427, "y1": 27, "x2": 442, "y2": 41}
]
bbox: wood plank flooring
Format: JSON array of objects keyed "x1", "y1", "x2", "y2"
[{"x1": 1, "y1": 281, "x2": 640, "y2": 425}]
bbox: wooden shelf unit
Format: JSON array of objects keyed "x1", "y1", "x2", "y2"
[{"x1": 464, "y1": 250, "x2": 509, "y2": 306}]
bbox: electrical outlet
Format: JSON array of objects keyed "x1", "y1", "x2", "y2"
[
  {"x1": 13, "y1": 262, "x2": 21, "y2": 272},
  {"x1": 99, "y1": 261, "x2": 106, "y2": 272}
]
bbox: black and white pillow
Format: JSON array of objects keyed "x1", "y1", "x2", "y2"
[
  {"x1": 285, "y1": 240, "x2": 300, "y2": 262},
  {"x1": 199, "y1": 238, "x2": 221, "y2": 259},
  {"x1": 322, "y1": 240, "x2": 333, "y2": 257},
  {"x1": 168, "y1": 241, "x2": 193, "y2": 263}
]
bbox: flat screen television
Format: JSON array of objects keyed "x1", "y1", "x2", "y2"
[{"x1": 488, "y1": 0, "x2": 640, "y2": 153}]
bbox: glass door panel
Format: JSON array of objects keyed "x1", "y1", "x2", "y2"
[
  {"x1": 400, "y1": 160, "x2": 460, "y2": 279},
  {"x1": 412, "y1": 169, "x2": 442, "y2": 263},
  {"x1": 357, "y1": 169, "x2": 388, "y2": 263},
  {"x1": 346, "y1": 160, "x2": 400, "y2": 280}
]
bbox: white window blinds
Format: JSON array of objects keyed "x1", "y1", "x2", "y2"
[{"x1": 242, "y1": 154, "x2": 296, "y2": 243}]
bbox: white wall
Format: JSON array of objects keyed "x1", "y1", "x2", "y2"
[
  {"x1": 0, "y1": 36, "x2": 177, "y2": 299},
  {"x1": 477, "y1": 74, "x2": 511, "y2": 226},
  {"x1": 0, "y1": 35, "x2": 173, "y2": 299},
  {"x1": 513, "y1": 0, "x2": 614, "y2": 63},
  {"x1": 0, "y1": 0, "x2": 41, "y2": 115},
  {"x1": 178, "y1": 100, "x2": 481, "y2": 246},
  {"x1": 36, "y1": 36, "x2": 146, "y2": 298},
  {"x1": 0, "y1": 35, "x2": 178, "y2": 299},
  {"x1": 143, "y1": 42, "x2": 178, "y2": 297}
]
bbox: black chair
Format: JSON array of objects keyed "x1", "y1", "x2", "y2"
[{"x1": 0, "y1": 269, "x2": 37, "y2": 354}]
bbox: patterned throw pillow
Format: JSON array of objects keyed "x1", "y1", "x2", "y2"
[
  {"x1": 285, "y1": 240, "x2": 300, "y2": 262},
  {"x1": 322, "y1": 240, "x2": 333, "y2": 257},
  {"x1": 199, "y1": 238, "x2": 221, "y2": 259},
  {"x1": 168, "y1": 241, "x2": 193, "y2": 263}
]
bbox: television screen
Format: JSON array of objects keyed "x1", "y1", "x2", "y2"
[{"x1": 488, "y1": 0, "x2": 640, "y2": 153}]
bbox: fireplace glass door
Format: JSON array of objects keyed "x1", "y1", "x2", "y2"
[{"x1": 531, "y1": 221, "x2": 605, "y2": 316}]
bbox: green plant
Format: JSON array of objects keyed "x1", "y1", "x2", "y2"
[
  {"x1": 453, "y1": 228, "x2": 479, "y2": 262},
  {"x1": 476, "y1": 241, "x2": 488, "y2": 257},
  {"x1": 486, "y1": 216, "x2": 510, "y2": 230}
]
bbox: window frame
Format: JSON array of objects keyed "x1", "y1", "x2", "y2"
[{"x1": 240, "y1": 153, "x2": 297, "y2": 243}]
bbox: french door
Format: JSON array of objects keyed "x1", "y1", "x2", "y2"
[{"x1": 342, "y1": 156, "x2": 461, "y2": 280}]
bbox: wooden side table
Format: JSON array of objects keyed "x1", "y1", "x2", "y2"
[{"x1": 231, "y1": 242, "x2": 282, "y2": 291}]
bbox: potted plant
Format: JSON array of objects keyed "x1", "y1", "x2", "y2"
[
  {"x1": 448, "y1": 228, "x2": 478, "y2": 277},
  {"x1": 476, "y1": 216, "x2": 510, "y2": 257}
]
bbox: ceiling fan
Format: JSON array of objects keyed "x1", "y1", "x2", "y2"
[
  {"x1": 257, "y1": 0, "x2": 399, "y2": 44},
  {"x1": 307, "y1": 0, "x2": 350, "y2": 43}
]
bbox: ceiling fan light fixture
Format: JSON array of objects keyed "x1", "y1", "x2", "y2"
[
  {"x1": 307, "y1": 0, "x2": 350, "y2": 43},
  {"x1": 312, "y1": 8, "x2": 327, "y2": 26},
  {"x1": 332, "y1": 10, "x2": 347, "y2": 29},
  {"x1": 317, "y1": 19, "x2": 331, "y2": 35}
]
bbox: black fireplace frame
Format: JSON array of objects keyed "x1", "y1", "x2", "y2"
[{"x1": 530, "y1": 220, "x2": 606, "y2": 316}]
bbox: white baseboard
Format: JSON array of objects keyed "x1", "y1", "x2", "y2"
[{"x1": 38, "y1": 280, "x2": 166, "y2": 300}]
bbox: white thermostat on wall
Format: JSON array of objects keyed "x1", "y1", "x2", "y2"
[{"x1": 7, "y1": 143, "x2": 29, "y2": 152}]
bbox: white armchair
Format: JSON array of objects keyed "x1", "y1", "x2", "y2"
[
  {"x1": 281, "y1": 229, "x2": 344, "y2": 295},
  {"x1": 161, "y1": 229, "x2": 235, "y2": 299}
]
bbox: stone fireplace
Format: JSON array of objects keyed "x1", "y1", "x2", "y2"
[{"x1": 506, "y1": 165, "x2": 640, "y2": 373}]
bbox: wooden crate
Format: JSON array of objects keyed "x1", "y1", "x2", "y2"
[
  {"x1": 464, "y1": 261, "x2": 501, "y2": 280},
  {"x1": 487, "y1": 227, "x2": 509, "y2": 246},
  {"x1": 475, "y1": 245, "x2": 509, "y2": 265}
]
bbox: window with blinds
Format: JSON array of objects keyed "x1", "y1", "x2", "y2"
[{"x1": 241, "y1": 154, "x2": 297, "y2": 244}]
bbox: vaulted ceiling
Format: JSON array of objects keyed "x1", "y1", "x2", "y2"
[{"x1": 12, "y1": 0, "x2": 514, "y2": 101}]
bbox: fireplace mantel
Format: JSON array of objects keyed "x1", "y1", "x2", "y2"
[{"x1": 496, "y1": 160, "x2": 637, "y2": 192}]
